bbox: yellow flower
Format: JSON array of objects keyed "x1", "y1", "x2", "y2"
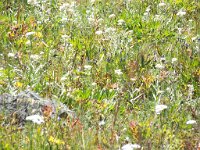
[
  {"x1": 142, "y1": 74, "x2": 154, "y2": 87},
  {"x1": 35, "y1": 32, "x2": 43, "y2": 38},
  {"x1": 0, "y1": 81, "x2": 6, "y2": 85},
  {"x1": 4, "y1": 143, "x2": 9, "y2": 149},
  {"x1": 48, "y1": 136, "x2": 65, "y2": 145},
  {"x1": 196, "y1": 69, "x2": 200, "y2": 76},
  {"x1": 15, "y1": 82, "x2": 23, "y2": 88}
]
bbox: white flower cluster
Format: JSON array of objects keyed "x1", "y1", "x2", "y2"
[
  {"x1": 121, "y1": 143, "x2": 141, "y2": 150},
  {"x1": 155, "y1": 104, "x2": 168, "y2": 114},
  {"x1": 26, "y1": 115, "x2": 44, "y2": 124}
]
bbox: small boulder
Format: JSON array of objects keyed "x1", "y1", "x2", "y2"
[{"x1": 0, "y1": 90, "x2": 75, "y2": 125}]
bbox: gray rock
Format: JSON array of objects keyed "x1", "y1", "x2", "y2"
[{"x1": 0, "y1": 90, "x2": 75, "y2": 125}]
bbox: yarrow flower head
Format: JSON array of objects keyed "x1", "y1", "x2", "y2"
[
  {"x1": 59, "y1": 3, "x2": 70, "y2": 11},
  {"x1": 115, "y1": 69, "x2": 123, "y2": 75},
  {"x1": 61, "y1": 17, "x2": 68, "y2": 22},
  {"x1": 99, "y1": 120, "x2": 105, "y2": 126},
  {"x1": 95, "y1": 30, "x2": 103, "y2": 35},
  {"x1": 158, "y1": 2, "x2": 166, "y2": 7},
  {"x1": 155, "y1": 104, "x2": 168, "y2": 114},
  {"x1": 25, "y1": 32, "x2": 35, "y2": 37},
  {"x1": 172, "y1": 58, "x2": 178, "y2": 64},
  {"x1": 154, "y1": 15, "x2": 162, "y2": 21},
  {"x1": 121, "y1": 143, "x2": 141, "y2": 150},
  {"x1": 90, "y1": 0, "x2": 96, "y2": 3},
  {"x1": 177, "y1": 9, "x2": 186, "y2": 16},
  {"x1": 97, "y1": 18, "x2": 104, "y2": 23},
  {"x1": 117, "y1": 19, "x2": 125, "y2": 25},
  {"x1": 8, "y1": 53, "x2": 15, "y2": 58},
  {"x1": 145, "y1": 6, "x2": 151, "y2": 12},
  {"x1": 26, "y1": 40, "x2": 31, "y2": 45},
  {"x1": 91, "y1": 82, "x2": 97, "y2": 86},
  {"x1": 105, "y1": 27, "x2": 116, "y2": 33},
  {"x1": 84, "y1": 65, "x2": 92, "y2": 70},
  {"x1": 155, "y1": 64, "x2": 164, "y2": 69},
  {"x1": 109, "y1": 14, "x2": 116, "y2": 19},
  {"x1": 186, "y1": 120, "x2": 197, "y2": 125},
  {"x1": 26, "y1": 115, "x2": 44, "y2": 124},
  {"x1": 30, "y1": 54, "x2": 40, "y2": 61},
  {"x1": 27, "y1": 0, "x2": 38, "y2": 5}
]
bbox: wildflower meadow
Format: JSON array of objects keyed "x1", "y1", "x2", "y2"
[{"x1": 0, "y1": 0, "x2": 199, "y2": 149}]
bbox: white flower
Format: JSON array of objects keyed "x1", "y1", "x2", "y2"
[
  {"x1": 0, "y1": 67, "x2": 3, "y2": 76},
  {"x1": 30, "y1": 54, "x2": 40, "y2": 60},
  {"x1": 91, "y1": 0, "x2": 96, "y2": 3},
  {"x1": 155, "y1": 104, "x2": 168, "y2": 114},
  {"x1": 158, "y1": 2, "x2": 166, "y2": 7},
  {"x1": 115, "y1": 69, "x2": 123, "y2": 75},
  {"x1": 105, "y1": 27, "x2": 116, "y2": 33},
  {"x1": 126, "y1": 30, "x2": 133, "y2": 35},
  {"x1": 186, "y1": 120, "x2": 197, "y2": 125},
  {"x1": 68, "y1": 8, "x2": 75, "y2": 13},
  {"x1": 26, "y1": 115, "x2": 44, "y2": 124},
  {"x1": 166, "y1": 87, "x2": 171, "y2": 92},
  {"x1": 97, "y1": 18, "x2": 104, "y2": 23},
  {"x1": 172, "y1": 58, "x2": 177, "y2": 63},
  {"x1": 8, "y1": 53, "x2": 15, "y2": 58},
  {"x1": 61, "y1": 73, "x2": 69, "y2": 81},
  {"x1": 155, "y1": 64, "x2": 164, "y2": 69},
  {"x1": 144, "y1": 12, "x2": 149, "y2": 16},
  {"x1": 157, "y1": 90, "x2": 164, "y2": 94},
  {"x1": 177, "y1": 28, "x2": 182, "y2": 34},
  {"x1": 61, "y1": 34, "x2": 70, "y2": 39},
  {"x1": 88, "y1": 17, "x2": 95, "y2": 24},
  {"x1": 187, "y1": 84, "x2": 194, "y2": 97},
  {"x1": 59, "y1": 3, "x2": 70, "y2": 11},
  {"x1": 25, "y1": 32, "x2": 35, "y2": 37},
  {"x1": 61, "y1": 17, "x2": 68, "y2": 22},
  {"x1": 99, "y1": 120, "x2": 105, "y2": 126},
  {"x1": 109, "y1": 14, "x2": 116, "y2": 19},
  {"x1": 160, "y1": 57, "x2": 166, "y2": 62},
  {"x1": 84, "y1": 65, "x2": 92, "y2": 70},
  {"x1": 26, "y1": 40, "x2": 31, "y2": 45},
  {"x1": 91, "y1": 82, "x2": 97, "y2": 86},
  {"x1": 118, "y1": 19, "x2": 125, "y2": 25},
  {"x1": 125, "y1": 136, "x2": 130, "y2": 142},
  {"x1": 130, "y1": 78, "x2": 136, "y2": 82},
  {"x1": 177, "y1": 10, "x2": 186, "y2": 16},
  {"x1": 27, "y1": 0, "x2": 38, "y2": 5},
  {"x1": 121, "y1": 143, "x2": 141, "y2": 150},
  {"x1": 146, "y1": 6, "x2": 151, "y2": 12},
  {"x1": 191, "y1": 36, "x2": 197, "y2": 41},
  {"x1": 154, "y1": 15, "x2": 162, "y2": 21},
  {"x1": 95, "y1": 30, "x2": 103, "y2": 35}
]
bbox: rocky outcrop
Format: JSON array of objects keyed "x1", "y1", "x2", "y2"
[{"x1": 0, "y1": 90, "x2": 75, "y2": 125}]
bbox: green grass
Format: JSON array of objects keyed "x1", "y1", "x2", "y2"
[{"x1": 0, "y1": 0, "x2": 199, "y2": 149}]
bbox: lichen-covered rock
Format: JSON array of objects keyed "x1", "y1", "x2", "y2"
[{"x1": 0, "y1": 90, "x2": 75, "y2": 125}]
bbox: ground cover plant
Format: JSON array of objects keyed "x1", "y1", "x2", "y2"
[{"x1": 0, "y1": 0, "x2": 199, "y2": 149}]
